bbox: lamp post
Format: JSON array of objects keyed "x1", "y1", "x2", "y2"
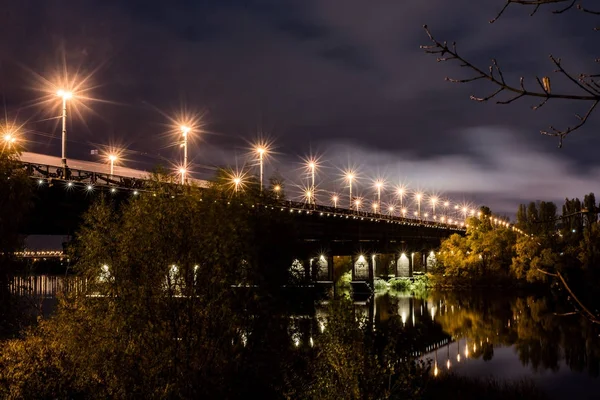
[
  {"x1": 431, "y1": 197, "x2": 438, "y2": 217},
  {"x1": 375, "y1": 180, "x2": 384, "y2": 214},
  {"x1": 332, "y1": 195, "x2": 338, "y2": 209},
  {"x1": 397, "y1": 187, "x2": 405, "y2": 209},
  {"x1": 57, "y1": 90, "x2": 72, "y2": 168},
  {"x1": 415, "y1": 192, "x2": 422, "y2": 218},
  {"x1": 108, "y1": 154, "x2": 117, "y2": 177},
  {"x1": 233, "y1": 177, "x2": 241, "y2": 193},
  {"x1": 354, "y1": 198, "x2": 361, "y2": 213},
  {"x1": 179, "y1": 168, "x2": 186, "y2": 184},
  {"x1": 345, "y1": 172, "x2": 355, "y2": 209},
  {"x1": 180, "y1": 125, "x2": 191, "y2": 184},
  {"x1": 307, "y1": 160, "x2": 316, "y2": 205},
  {"x1": 3, "y1": 133, "x2": 16, "y2": 147},
  {"x1": 256, "y1": 147, "x2": 266, "y2": 193}
]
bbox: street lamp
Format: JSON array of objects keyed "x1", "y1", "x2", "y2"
[
  {"x1": 179, "y1": 167, "x2": 186, "y2": 184},
  {"x1": 57, "y1": 90, "x2": 73, "y2": 168},
  {"x1": 256, "y1": 146, "x2": 266, "y2": 193},
  {"x1": 233, "y1": 177, "x2": 241, "y2": 193},
  {"x1": 306, "y1": 159, "x2": 318, "y2": 205},
  {"x1": 388, "y1": 205, "x2": 395, "y2": 216},
  {"x1": 345, "y1": 171, "x2": 355, "y2": 209},
  {"x1": 415, "y1": 192, "x2": 423, "y2": 218},
  {"x1": 108, "y1": 154, "x2": 117, "y2": 177},
  {"x1": 354, "y1": 198, "x2": 361, "y2": 213},
  {"x1": 431, "y1": 196, "x2": 438, "y2": 217},
  {"x1": 180, "y1": 125, "x2": 191, "y2": 184},
  {"x1": 374, "y1": 180, "x2": 384, "y2": 214},
  {"x1": 2, "y1": 133, "x2": 16, "y2": 146},
  {"x1": 332, "y1": 195, "x2": 339, "y2": 208},
  {"x1": 273, "y1": 184, "x2": 281, "y2": 199},
  {"x1": 396, "y1": 186, "x2": 405, "y2": 208}
]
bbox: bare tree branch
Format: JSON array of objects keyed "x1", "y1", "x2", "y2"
[
  {"x1": 537, "y1": 268, "x2": 600, "y2": 324},
  {"x1": 421, "y1": 20, "x2": 600, "y2": 146}
]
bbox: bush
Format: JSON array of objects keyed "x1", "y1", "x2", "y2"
[
  {"x1": 388, "y1": 278, "x2": 411, "y2": 292},
  {"x1": 336, "y1": 271, "x2": 352, "y2": 289},
  {"x1": 373, "y1": 278, "x2": 388, "y2": 291}
]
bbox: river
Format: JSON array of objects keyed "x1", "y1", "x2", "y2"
[{"x1": 6, "y1": 275, "x2": 600, "y2": 399}]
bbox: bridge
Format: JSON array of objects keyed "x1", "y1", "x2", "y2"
[{"x1": 16, "y1": 152, "x2": 478, "y2": 291}]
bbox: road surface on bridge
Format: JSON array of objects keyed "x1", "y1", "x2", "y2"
[{"x1": 20, "y1": 152, "x2": 151, "y2": 179}]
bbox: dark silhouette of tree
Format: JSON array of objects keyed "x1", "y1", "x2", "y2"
[
  {"x1": 422, "y1": 1, "x2": 600, "y2": 146},
  {"x1": 0, "y1": 143, "x2": 32, "y2": 338}
]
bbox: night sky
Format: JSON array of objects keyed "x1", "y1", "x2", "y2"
[{"x1": 2, "y1": 0, "x2": 599, "y2": 214}]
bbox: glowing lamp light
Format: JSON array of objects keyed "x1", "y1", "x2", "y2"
[
  {"x1": 108, "y1": 154, "x2": 117, "y2": 162},
  {"x1": 274, "y1": 184, "x2": 281, "y2": 192},
  {"x1": 57, "y1": 89, "x2": 73, "y2": 99},
  {"x1": 180, "y1": 125, "x2": 191, "y2": 136}
]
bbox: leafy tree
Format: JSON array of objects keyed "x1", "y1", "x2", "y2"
[
  {"x1": 0, "y1": 171, "x2": 299, "y2": 398},
  {"x1": 0, "y1": 142, "x2": 32, "y2": 338}
]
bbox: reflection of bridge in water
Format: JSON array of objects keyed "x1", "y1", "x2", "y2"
[{"x1": 12, "y1": 275, "x2": 454, "y2": 357}]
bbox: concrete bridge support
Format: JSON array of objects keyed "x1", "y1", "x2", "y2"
[
  {"x1": 352, "y1": 254, "x2": 374, "y2": 282},
  {"x1": 310, "y1": 254, "x2": 334, "y2": 282},
  {"x1": 396, "y1": 252, "x2": 412, "y2": 277},
  {"x1": 376, "y1": 253, "x2": 397, "y2": 278}
]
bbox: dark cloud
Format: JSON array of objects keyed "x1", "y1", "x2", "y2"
[{"x1": 1, "y1": 0, "x2": 598, "y2": 213}]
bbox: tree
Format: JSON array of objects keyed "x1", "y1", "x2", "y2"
[
  {"x1": 0, "y1": 141, "x2": 32, "y2": 338},
  {"x1": 0, "y1": 171, "x2": 300, "y2": 398},
  {"x1": 422, "y1": 1, "x2": 600, "y2": 146}
]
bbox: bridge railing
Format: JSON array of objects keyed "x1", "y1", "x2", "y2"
[
  {"x1": 22, "y1": 161, "x2": 148, "y2": 189},
  {"x1": 270, "y1": 200, "x2": 465, "y2": 231},
  {"x1": 21, "y1": 161, "x2": 465, "y2": 231}
]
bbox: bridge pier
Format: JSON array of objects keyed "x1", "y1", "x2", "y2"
[
  {"x1": 396, "y1": 252, "x2": 412, "y2": 278},
  {"x1": 310, "y1": 254, "x2": 334, "y2": 282},
  {"x1": 351, "y1": 253, "x2": 374, "y2": 292}
]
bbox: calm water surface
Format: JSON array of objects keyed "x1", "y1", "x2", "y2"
[{"x1": 9, "y1": 276, "x2": 600, "y2": 399}]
